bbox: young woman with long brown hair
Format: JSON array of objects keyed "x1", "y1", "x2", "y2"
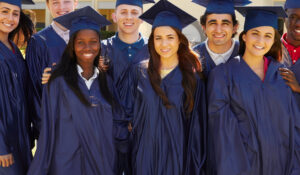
[
  {"x1": 207, "y1": 6, "x2": 300, "y2": 175},
  {"x1": 124, "y1": 1, "x2": 206, "y2": 174}
]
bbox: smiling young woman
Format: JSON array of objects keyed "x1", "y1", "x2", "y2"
[
  {"x1": 0, "y1": 0, "x2": 35, "y2": 174},
  {"x1": 27, "y1": 6, "x2": 121, "y2": 175}
]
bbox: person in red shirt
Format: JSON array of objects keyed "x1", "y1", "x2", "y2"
[{"x1": 279, "y1": 0, "x2": 300, "y2": 106}]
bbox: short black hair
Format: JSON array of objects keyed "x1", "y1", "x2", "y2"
[{"x1": 200, "y1": 12, "x2": 239, "y2": 38}]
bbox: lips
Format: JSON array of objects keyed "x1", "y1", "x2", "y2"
[
  {"x1": 123, "y1": 23, "x2": 134, "y2": 27},
  {"x1": 295, "y1": 29, "x2": 300, "y2": 34},
  {"x1": 213, "y1": 34, "x2": 225, "y2": 38},
  {"x1": 160, "y1": 48, "x2": 171, "y2": 53},
  {"x1": 57, "y1": 12, "x2": 68, "y2": 16},
  {"x1": 3, "y1": 23, "x2": 13, "y2": 27}
]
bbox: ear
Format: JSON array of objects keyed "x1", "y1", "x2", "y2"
[
  {"x1": 112, "y1": 12, "x2": 117, "y2": 23},
  {"x1": 74, "y1": 0, "x2": 79, "y2": 9},
  {"x1": 233, "y1": 23, "x2": 239, "y2": 35},
  {"x1": 242, "y1": 33, "x2": 246, "y2": 42},
  {"x1": 201, "y1": 25, "x2": 207, "y2": 36}
]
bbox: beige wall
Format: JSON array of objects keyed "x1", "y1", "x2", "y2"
[{"x1": 26, "y1": 0, "x2": 287, "y2": 38}]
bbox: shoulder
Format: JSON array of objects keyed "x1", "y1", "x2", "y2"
[{"x1": 192, "y1": 42, "x2": 205, "y2": 52}]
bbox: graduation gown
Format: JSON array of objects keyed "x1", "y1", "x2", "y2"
[
  {"x1": 128, "y1": 64, "x2": 206, "y2": 175},
  {"x1": 27, "y1": 76, "x2": 116, "y2": 175},
  {"x1": 25, "y1": 26, "x2": 67, "y2": 131},
  {"x1": 282, "y1": 45, "x2": 300, "y2": 108},
  {"x1": 0, "y1": 41, "x2": 33, "y2": 175},
  {"x1": 101, "y1": 35, "x2": 149, "y2": 174},
  {"x1": 193, "y1": 41, "x2": 239, "y2": 78},
  {"x1": 207, "y1": 56, "x2": 300, "y2": 175}
]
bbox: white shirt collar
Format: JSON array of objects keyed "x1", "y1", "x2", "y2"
[
  {"x1": 205, "y1": 39, "x2": 235, "y2": 66},
  {"x1": 51, "y1": 22, "x2": 70, "y2": 44},
  {"x1": 77, "y1": 65, "x2": 99, "y2": 90}
]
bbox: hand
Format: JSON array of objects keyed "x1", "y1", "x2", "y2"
[
  {"x1": 279, "y1": 68, "x2": 300, "y2": 93},
  {"x1": 98, "y1": 56, "x2": 109, "y2": 72},
  {"x1": 0, "y1": 153, "x2": 14, "y2": 167},
  {"x1": 41, "y1": 67, "x2": 52, "y2": 84}
]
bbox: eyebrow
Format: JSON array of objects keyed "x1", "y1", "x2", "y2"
[{"x1": 252, "y1": 29, "x2": 273, "y2": 35}]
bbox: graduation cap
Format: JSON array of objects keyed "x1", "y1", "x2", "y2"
[
  {"x1": 139, "y1": 0, "x2": 197, "y2": 31},
  {"x1": 0, "y1": 0, "x2": 21, "y2": 8},
  {"x1": 284, "y1": 0, "x2": 300, "y2": 9},
  {"x1": 192, "y1": 0, "x2": 252, "y2": 14},
  {"x1": 115, "y1": 0, "x2": 155, "y2": 8},
  {"x1": 54, "y1": 6, "x2": 111, "y2": 37},
  {"x1": 22, "y1": 0, "x2": 34, "y2": 5},
  {"x1": 235, "y1": 6, "x2": 287, "y2": 31}
]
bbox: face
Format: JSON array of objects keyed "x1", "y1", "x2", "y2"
[
  {"x1": 154, "y1": 26, "x2": 180, "y2": 60},
  {"x1": 112, "y1": 4, "x2": 143, "y2": 35},
  {"x1": 242, "y1": 26, "x2": 275, "y2": 58},
  {"x1": 0, "y1": 2, "x2": 20, "y2": 35},
  {"x1": 47, "y1": 0, "x2": 77, "y2": 19},
  {"x1": 285, "y1": 8, "x2": 300, "y2": 46},
  {"x1": 74, "y1": 29, "x2": 100, "y2": 67},
  {"x1": 202, "y1": 14, "x2": 237, "y2": 47}
]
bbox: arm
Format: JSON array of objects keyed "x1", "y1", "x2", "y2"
[
  {"x1": 27, "y1": 81, "x2": 60, "y2": 175},
  {"x1": 206, "y1": 66, "x2": 250, "y2": 175}
]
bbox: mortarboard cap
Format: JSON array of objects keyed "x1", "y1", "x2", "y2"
[
  {"x1": 0, "y1": 0, "x2": 21, "y2": 8},
  {"x1": 54, "y1": 6, "x2": 111, "y2": 37},
  {"x1": 192, "y1": 0, "x2": 251, "y2": 14},
  {"x1": 116, "y1": 0, "x2": 155, "y2": 8},
  {"x1": 235, "y1": 6, "x2": 287, "y2": 31},
  {"x1": 284, "y1": 0, "x2": 300, "y2": 9},
  {"x1": 139, "y1": 0, "x2": 197, "y2": 31},
  {"x1": 22, "y1": 0, "x2": 34, "y2": 4}
]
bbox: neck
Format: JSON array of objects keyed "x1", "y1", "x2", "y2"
[
  {"x1": 286, "y1": 34, "x2": 300, "y2": 47},
  {"x1": 160, "y1": 54, "x2": 179, "y2": 70},
  {"x1": 80, "y1": 64, "x2": 94, "y2": 80},
  {"x1": 243, "y1": 51, "x2": 265, "y2": 81},
  {"x1": 118, "y1": 30, "x2": 140, "y2": 44},
  {"x1": 208, "y1": 39, "x2": 233, "y2": 54},
  {"x1": 53, "y1": 21, "x2": 68, "y2": 31},
  {"x1": 0, "y1": 31, "x2": 12, "y2": 50}
]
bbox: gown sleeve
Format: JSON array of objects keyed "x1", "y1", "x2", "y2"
[
  {"x1": 206, "y1": 65, "x2": 250, "y2": 175},
  {"x1": 0, "y1": 66, "x2": 12, "y2": 155},
  {"x1": 184, "y1": 77, "x2": 207, "y2": 175},
  {"x1": 25, "y1": 36, "x2": 49, "y2": 127},
  {"x1": 290, "y1": 93, "x2": 300, "y2": 175},
  {"x1": 27, "y1": 80, "x2": 60, "y2": 175}
]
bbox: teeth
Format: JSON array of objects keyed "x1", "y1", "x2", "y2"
[
  {"x1": 254, "y1": 45, "x2": 264, "y2": 49},
  {"x1": 83, "y1": 53, "x2": 93, "y2": 57},
  {"x1": 214, "y1": 34, "x2": 225, "y2": 38},
  {"x1": 124, "y1": 23, "x2": 133, "y2": 26},
  {"x1": 295, "y1": 29, "x2": 300, "y2": 33},
  {"x1": 3, "y1": 23, "x2": 12, "y2": 27},
  {"x1": 161, "y1": 49, "x2": 170, "y2": 52},
  {"x1": 57, "y1": 12, "x2": 67, "y2": 15}
]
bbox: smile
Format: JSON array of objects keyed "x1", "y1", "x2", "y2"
[{"x1": 254, "y1": 45, "x2": 264, "y2": 50}]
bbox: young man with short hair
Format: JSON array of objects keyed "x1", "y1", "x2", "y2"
[
  {"x1": 25, "y1": 0, "x2": 78, "y2": 131},
  {"x1": 192, "y1": 0, "x2": 251, "y2": 77}
]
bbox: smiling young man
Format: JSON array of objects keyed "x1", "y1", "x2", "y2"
[
  {"x1": 25, "y1": 0, "x2": 77, "y2": 133},
  {"x1": 100, "y1": 1, "x2": 154, "y2": 174},
  {"x1": 192, "y1": 0, "x2": 251, "y2": 77},
  {"x1": 279, "y1": 0, "x2": 300, "y2": 107}
]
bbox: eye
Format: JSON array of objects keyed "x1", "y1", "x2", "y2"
[
  {"x1": 1, "y1": 10, "x2": 8, "y2": 14},
  {"x1": 154, "y1": 37, "x2": 161, "y2": 40},
  {"x1": 13, "y1": 12, "x2": 19, "y2": 17},
  {"x1": 168, "y1": 36, "x2": 174, "y2": 39}
]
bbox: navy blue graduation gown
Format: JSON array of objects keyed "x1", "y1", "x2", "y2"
[
  {"x1": 25, "y1": 26, "x2": 67, "y2": 131},
  {"x1": 127, "y1": 64, "x2": 206, "y2": 175},
  {"x1": 282, "y1": 45, "x2": 300, "y2": 108},
  {"x1": 207, "y1": 56, "x2": 300, "y2": 175},
  {"x1": 27, "y1": 76, "x2": 116, "y2": 175},
  {"x1": 101, "y1": 35, "x2": 149, "y2": 174},
  {"x1": 193, "y1": 41, "x2": 239, "y2": 78},
  {"x1": 0, "y1": 41, "x2": 33, "y2": 175}
]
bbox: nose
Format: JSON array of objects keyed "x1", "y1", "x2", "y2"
[
  {"x1": 215, "y1": 24, "x2": 222, "y2": 33},
  {"x1": 161, "y1": 39, "x2": 168, "y2": 47}
]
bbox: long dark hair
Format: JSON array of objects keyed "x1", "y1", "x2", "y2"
[
  {"x1": 48, "y1": 30, "x2": 114, "y2": 107},
  {"x1": 148, "y1": 27, "x2": 204, "y2": 114},
  {"x1": 9, "y1": 11, "x2": 34, "y2": 44},
  {"x1": 239, "y1": 29, "x2": 282, "y2": 62}
]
